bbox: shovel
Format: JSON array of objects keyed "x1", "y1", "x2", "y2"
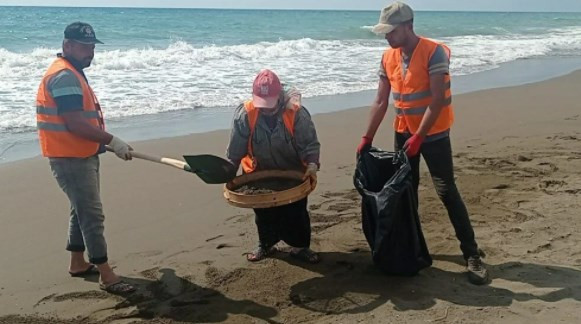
[{"x1": 106, "y1": 147, "x2": 237, "y2": 184}]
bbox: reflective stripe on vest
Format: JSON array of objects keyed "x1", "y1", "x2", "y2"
[
  {"x1": 37, "y1": 122, "x2": 68, "y2": 132},
  {"x1": 36, "y1": 57, "x2": 104, "y2": 158},
  {"x1": 392, "y1": 81, "x2": 451, "y2": 102},
  {"x1": 240, "y1": 100, "x2": 298, "y2": 174},
  {"x1": 402, "y1": 129, "x2": 450, "y2": 143},
  {"x1": 383, "y1": 37, "x2": 454, "y2": 136},
  {"x1": 394, "y1": 97, "x2": 452, "y2": 116},
  {"x1": 37, "y1": 106, "x2": 102, "y2": 119}
]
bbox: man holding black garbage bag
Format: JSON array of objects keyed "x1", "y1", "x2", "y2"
[{"x1": 356, "y1": 1, "x2": 488, "y2": 285}]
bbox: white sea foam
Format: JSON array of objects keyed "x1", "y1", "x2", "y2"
[{"x1": 1, "y1": 26, "x2": 581, "y2": 132}]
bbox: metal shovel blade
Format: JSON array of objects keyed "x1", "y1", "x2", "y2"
[{"x1": 183, "y1": 155, "x2": 237, "y2": 184}]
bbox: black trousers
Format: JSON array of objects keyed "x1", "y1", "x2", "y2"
[
  {"x1": 253, "y1": 198, "x2": 311, "y2": 249},
  {"x1": 395, "y1": 133, "x2": 479, "y2": 259}
]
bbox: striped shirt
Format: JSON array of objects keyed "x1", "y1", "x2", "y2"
[
  {"x1": 46, "y1": 56, "x2": 86, "y2": 114},
  {"x1": 378, "y1": 44, "x2": 449, "y2": 79}
]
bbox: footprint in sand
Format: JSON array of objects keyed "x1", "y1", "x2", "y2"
[
  {"x1": 327, "y1": 202, "x2": 357, "y2": 213},
  {"x1": 517, "y1": 155, "x2": 532, "y2": 162},
  {"x1": 312, "y1": 222, "x2": 342, "y2": 233},
  {"x1": 310, "y1": 212, "x2": 345, "y2": 233},
  {"x1": 141, "y1": 267, "x2": 161, "y2": 280},
  {"x1": 204, "y1": 267, "x2": 248, "y2": 288},
  {"x1": 216, "y1": 243, "x2": 234, "y2": 249},
  {"x1": 127, "y1": 250, "x2": 163, "y2": 258},
  {"x1": 320, "y1": 191, "x2": 346, "y2": 198},
  {"x1": 311, "y1": 213, "x2": 340, "y2": 223},
  {"x1": 538, "y1": 179, "x2": 567, "y2": 190},
  {"x1": 34, "y1": 291, "x2": 116, "y2": 308},
  {"x1": 556, "y1": 135, "x2": 578, "y2": 141},
  {"x1": 527, "y1": 242, "x2": 553, "y2": 254},
  {"x1": 537, "y1": 162, "x2": 559, "y2": 172},
  {"x1": 564, "y1": 188, "x2": 581, "y2": 195},
  {"x1": 310, "y1": 203, "x2": 322, "y2": 210},
  {"x1": 515, "y1": 208, "x2": 545, "y2": 221}
]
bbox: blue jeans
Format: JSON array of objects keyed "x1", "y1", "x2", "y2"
[{"x1": 49, "y1": 155, "x2": 108, "y2": 264}]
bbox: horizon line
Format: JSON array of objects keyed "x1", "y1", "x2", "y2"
[{"x1": 0, "y1": 5, "x2": 579, "y2": 13}]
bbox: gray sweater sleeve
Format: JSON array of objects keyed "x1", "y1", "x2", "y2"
[
  {"x1": 293, "y1": 107, "x2": 321, "y2": 166},
  {"x1": 226, "y1": 104, "x2": 250, "y2": 168}
]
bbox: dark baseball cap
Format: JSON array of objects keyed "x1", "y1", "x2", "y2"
[{"x1": 64, "y1": 22, "x2": 103, "y2": 44}]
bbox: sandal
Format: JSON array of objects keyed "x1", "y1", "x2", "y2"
[
  {"x1": 99, "y1": 280, "x2": 136, "y2": 294},
  {"x1": 246, "y1": 246, "x2": 277, "y2": 262},
  {"x1": 69, "y1": 264, "x2": 99, "y2": 277},
  {"x1": 290, "y1": 248, "x2": 320, "y2": 264}
]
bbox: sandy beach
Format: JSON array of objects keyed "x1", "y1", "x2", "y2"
[{"x1": 1, "y1": 71, "x2": 580, "y2": 323}]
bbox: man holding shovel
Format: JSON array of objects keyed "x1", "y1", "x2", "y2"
[
  {"x1": 227, "y1": 69, "x2": 321, "y2": 263},
  {"x1": 36, "y1": 22, "x2": 135, "y2": 294}
]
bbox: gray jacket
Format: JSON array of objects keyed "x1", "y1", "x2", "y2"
[{"x1": 226, "y1": 103, "x2": 320, "y2": 172}]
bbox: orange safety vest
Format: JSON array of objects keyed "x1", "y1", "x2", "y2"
[
  {"x1": 383, "y1": 37, "x2": 454, "y2": 137},
  {"x1": 240, "y1": 100, "x2": 299, "y2": 173},
  {"x1": 36, "y1": 57, "x2": 104, "y2": 158}
]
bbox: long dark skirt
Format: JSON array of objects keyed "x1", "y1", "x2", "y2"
[{"x1": 253, "y1": 198, "x2": 311, "y2": 249}]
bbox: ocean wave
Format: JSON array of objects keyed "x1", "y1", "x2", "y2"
[
  {"x1": 442, "y1": 26, "x2": 581, "y2": 73},
  {"x1": 1, "y1": 26, "x2": 581, "y2": 132},
  {"x1": 553, "y1": 17, "x2": 581, "y2": 21}
]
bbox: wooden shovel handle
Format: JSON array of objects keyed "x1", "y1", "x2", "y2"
[{"x1": 106, "y1": 146, "x2": 191, "y2": 172}]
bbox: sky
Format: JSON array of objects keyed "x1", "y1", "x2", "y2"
[{"x1": 0, "y1": 0, "x2": 580, "y2": 12}]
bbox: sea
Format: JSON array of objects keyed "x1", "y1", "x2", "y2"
[{"x1": 1, "y1": 7, "x2": 581, "y2": 162}]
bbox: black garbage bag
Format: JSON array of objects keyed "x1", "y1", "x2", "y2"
[{"x1": 353, "y1": 148, "x2": 432, "y2": 275}]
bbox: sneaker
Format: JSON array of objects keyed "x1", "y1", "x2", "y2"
[{"x1": 466, "y1": 255, "x2": 489, "y2": 285}]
